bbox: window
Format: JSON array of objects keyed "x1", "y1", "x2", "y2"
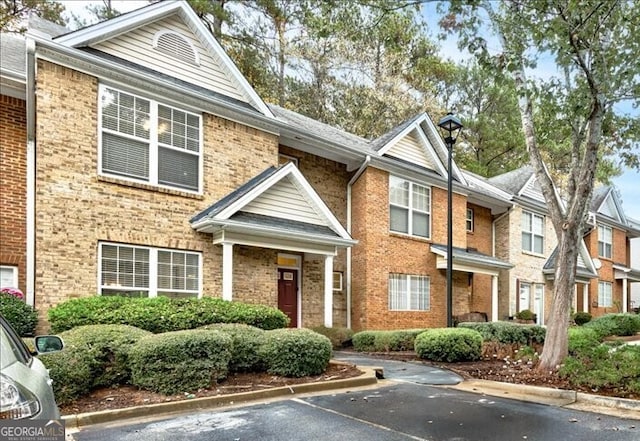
[
  {"x1": 519, "y1": 282, "x2": 531, "y2": 312},
  {"x1": 333, "y1": 272, "x2": 343, "y2": 291},
  {"x1": 99, "y1": 86, "x2": 201, "y2": 192},
  {"x1": 388, "y1": 274, "x2": 430, "y2": 311},
  {"x1": 0, "y1": 266, "x2": 18, "y2": 289},
  {"x1": 99, "y1": 243, "x2": 201, "y2": 298},
  {"x1": 521, "y1": 211, "x2": 544, "y2": 254},
  {"x1": 389, "y1": 176, "x2": 430, "y2": 238},
  {"x1": 466, "y1": 208, "x2": 474, "y2": 232},
  {"x1": 598, "y1": 281, "x2": 612, "y2": 307},
  {"x1": 598, "y1": 224, "x2": 613, "y2": 259}
]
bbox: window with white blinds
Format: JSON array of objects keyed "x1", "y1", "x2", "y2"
[
  {"x1": 389, "y1": 176, "x2": 430, "y2": 238},
  {"x1": 99, "y1": 243, "x2": 201, "y2": 298},
  {"x1": 99, "y1": 86, "x2": 201, "y2": 192},
  {"x1": 388, "y1": 273, "x2": 430, "y2": 311}
]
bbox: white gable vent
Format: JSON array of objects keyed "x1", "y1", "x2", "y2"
[{"x1": 153, "y1": 30, "x2": 200, "y2": 66}]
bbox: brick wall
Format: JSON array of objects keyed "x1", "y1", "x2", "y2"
[
  {"x1": 0, "y1": 95, "x2": 27, "y2": 292},
  {"x1": 587, "y1": 226, "x2": 628, "y2": 315},
  {"x1": 33, "y1": 61, "x2": 279, "y2": 328}
]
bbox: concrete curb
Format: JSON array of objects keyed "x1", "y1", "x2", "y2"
[{"x1": 62, "y1": 365, "x2": 378, "y2": 429}]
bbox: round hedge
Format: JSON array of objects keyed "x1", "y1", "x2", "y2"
[
  {"x1": 129, "y1": 329, "x2": 233, "y2": 394},
  {"x1": 200, "y1": 323, "x2": 266, "y2": 372},
  {"x1": 0, "y1": 293, "x2": 38, "y2": 336},
  {"x1": 260, "y1": 328, "x2": 332, "y2": 377},
  {"x1": 414, "y1": 328, "x2": 482, "y2": 362}
]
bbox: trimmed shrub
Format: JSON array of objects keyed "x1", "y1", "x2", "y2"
[
  {"x1": 310, "y1": 326, "x2": 354, "y2": 349},
  {"x1": 129, "y1": 329, "x2": 233, "y2": 395},
  {"x1": 200, "y1": 323, "x2": 266, "y2": 372},
  {"x1": 0, "y1": 293, "x2": 38, "y2": 336},
  {"x1": 584, "y1": 313, "x2": 640, "y2": 338},
  {"x1": 515, "y1": 309, "x2": 535, "y2": 321},
  {"x1": 458, "y1": 321, "x2": 545, "y2": 345},
  {"x1": 568, "y1": 327, "x2": 601, "y2": 355},
  {"x1": 414, "y1": 328, "x2": 482, "y2": 362},
  {"x1": 260, "y1": 328, "x2": 332, "y2": 377},
  {"x1": 372, "y1": 329, "x2": 426, "y2": 352},
  {"x1": 352, "y1": 331, "x2": 381, "y2": 352},
  {"x1": 39, "y1": 324, "x2": 151, "y2": 404},
  {"x1": 48, "y1": 296, "x2": 289, "y2": 333},
  {"x1": 572, "y1": 311, "x2": 592, "y2": 326}
]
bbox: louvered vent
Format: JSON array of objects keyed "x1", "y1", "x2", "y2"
[{"x1": 154, "y1": 31, "x2": 199, "y2": 65}]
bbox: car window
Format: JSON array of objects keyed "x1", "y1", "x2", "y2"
[{"x1": 0, "y1": 316, "x2": 33, "y2": 366}]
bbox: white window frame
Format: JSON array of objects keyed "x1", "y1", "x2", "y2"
[
  {"x1": 0, "y1": 266, "x2": 18, "y2": 289},
  {"x1": 521, "y1": 210, "x2": 545, "y2": 254},
  {"x1": 389, "y1": 176, "x2": 431, "y2": 238},
  {"x1": 388, "y1": 273, "x2": 431, "y2": 311},
  {"x1": 98, "y1": 242, "x2": 202, "y2": 298},
  {"x1": 597, "y1": 224, "x2": 613, "y2": 259},
  {"x1": 332, "y1": 272, "x2": 343, "y2": 291},
  {"x1": 466, "y1": 208, "x2": 474, "y2": 232},
  {"x1": 98, "y1": 84, "x2": 203, "y2": 193},
  {"x1": 598, "y1": 281, "x2": 613, "y2": 307}
]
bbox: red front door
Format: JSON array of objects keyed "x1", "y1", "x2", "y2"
[{"x1": 278, "y1": 268, "x2": 298, "y2": 328}]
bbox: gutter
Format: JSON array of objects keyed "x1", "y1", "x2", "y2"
[
  {"x1": 25, "y1": 39, "x2": 36, "y2": 307},
  {"x1": 346, "y1": 155, "x2": 370, "y2": 329}
]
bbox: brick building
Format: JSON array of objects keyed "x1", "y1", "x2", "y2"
[{"x1": 1, "y1": 2, "x2": 638, "y2": 331}]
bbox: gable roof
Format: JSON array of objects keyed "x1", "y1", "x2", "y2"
[
  {"x1": 190, "y1": 163, "x2": 355, "y2": 247},
  {"x1": 591, "y1": 185, "x2": 627, "y2": 224},
  {"x1": 53, "y1": 1, "x2": 273, "y2": 118},
  {"x1": 488, "y1": 166, "x2": 535, "y2": 195},
  {"x1": 543, "y1": 241, "x2": 598, "y2": 281}
]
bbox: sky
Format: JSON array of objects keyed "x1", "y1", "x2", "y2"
[{"x1": 60, "y1": 1, "x2": 640, "y2": 221}]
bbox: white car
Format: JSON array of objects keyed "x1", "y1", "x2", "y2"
[{"x1": 0, "y1": 314, "x2": 63, "y2": 419}]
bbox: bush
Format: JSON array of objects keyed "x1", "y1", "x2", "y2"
[
  {"x1": 48, "y1": 296, "x2": 289, "y2": 333},
  {"x1": 572, "y1": 311, "x2": 592, "y2": 326},
  {"x1": 568, "y1": 327, "x2": 601, "y2": 355},
  {"x1": 373, "y1": 329, "x2": 427, "y2": 352},
  {"x1": 39, "y1": 324, "x2": 151, "y2": 404},
  {"x1": 200, "y1": 323, "x2": 266, "y2": 372},
  {"x1": 414, "y1": 328, "x2": 483, "y2": 362},
  {"x1": 458, "y1": 322, "x2": 545, "y2": 345},
  {"x1": 0, "y1": 293, "x2": 38, "y2": 336},
  {"x1": 352, "y1": 331, "x2": 381, "y2": 352},
  {"x1": 310, "y1": 326, "x2": 354, "y2": 349},
  {"x1": 584, "y1": 313, "x2": 640, "y2": 338},
  {"x1": 515, "y1": 309, "x2": 535, "y2": 321},
  {"x1": 129, "y1": 329, "x2": 233, "y2": 395},
  {"x1": 260, "y1": 328, "x2": 332, "y2": 377}
]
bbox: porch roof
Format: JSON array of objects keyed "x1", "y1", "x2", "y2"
[{"x1": 430, "y1": 244, "x2": 513, "y2": 276}]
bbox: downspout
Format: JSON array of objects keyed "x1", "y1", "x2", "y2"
[
  {"x1": 25, "y1": 39, "x2": 36, "y2": 307},
  {"x1": 346, "y1": 155, "x2": 370, "y2": 329}
]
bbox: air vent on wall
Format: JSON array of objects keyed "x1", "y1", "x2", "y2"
[{"x1": 153, "y1": 31, "x2": 200, "y2": 66}]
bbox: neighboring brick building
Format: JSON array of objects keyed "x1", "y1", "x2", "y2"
[{"x1": 1, "y1": 2, "x2": 637, "y2": 332}]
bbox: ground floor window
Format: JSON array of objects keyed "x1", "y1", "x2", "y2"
[
  {"x1": 388, "y1": 273, "x2": 430, "y2": 311},
  {"x1": 0, "y1": 266, "x2": 18, "y2": 289},
  {"x1": 99, "y1": 242, "x2": 201, "y2": 298},
  {"x1": 598, "y1": 281, "x2": 612, "y2": 307}
]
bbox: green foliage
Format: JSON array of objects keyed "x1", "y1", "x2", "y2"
[
  {"x1": 1, "y1": 0, "x2": 66, "y2": 31},
  {"x1": 458, "y1": 322, "x2": 545, "y2": 345},
  {"x1": 310, "y1": 326, "x2": 354, "y2": 349},
  {"x1": 515, "y1": 309, "x2": 535, "y2": 321},
  {"x1": 351, "y1": 331, "x2": 382, "y2": 352},
  {"x1": 200, "y1": 323, "x2": 266, "y2": 372},
  {"x1": 567, "y1": 327, "x2": 601, "y2": 355},
  {"x1": 129, "y1": 330, "x2": 233, "y2": 395},
  {"x1": 584, "y1": 314, "x2": 640, "y2": 338},
  {"x1": 48, "y1": 296, "x2": 289, "y2": 333},
  {"x1": 260, "y1": 328, "x2": 332, "y2": 377},
  {"x1": 572, "y1": 311, "x2": 592, "y2": 326},
  {"x1": 39, "y1": 324, "x2": 151, "y2": 404},
  {"x1": 414, "y1": 328, "x2": 482, "y2": 362},
  {"x1": 0, "y1": 293, "x2": 38, "y2": 336}
]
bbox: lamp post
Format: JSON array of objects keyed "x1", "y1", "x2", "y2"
[{"x1": 437, "y1": 113, "x2": 462, "y2": 327}]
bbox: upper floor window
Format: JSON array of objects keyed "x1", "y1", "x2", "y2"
[
  {"x1": 466, "y1": 208, "x2": 474, "y2": 232},
  {"x1": 99, "y1": 243, "x2": 201, "y2": 299},
  {"x1": 522, "y1": 211, "x2": 544, "y2": 254},
  {"x1": 598, "y1": 224, "x2": 613, "y2": 259},
  {"x1": 598, "y1": 281, "x2": 612, "y2": 307},
  {"x1": 99, "y1": 86, "x2": 202, "y2": 192},
  {"x1": 389, "y1": 273, "x2": 430, "y2": 311},
  {"x1": 389, "y1": 176, "x2": 430, "y2": 238}
]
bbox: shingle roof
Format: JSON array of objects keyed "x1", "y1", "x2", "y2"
[
  {"x1": 488, "y1": 166, "x2": 534, "y2": 194},
  {"x1": 590, "y1": 185, "x2": 610, "y2": 211},
  {"x1": 430, "y1": 244, "x2": 513, "y2": 269},
  {"x1": 369, "y1": 114, "x2": 424, "y2": 152},
  {"x1": 0, "y1": 33, "x2": 24, "y2": 75},
  {"x1": 543, "y1": 247, "x2": 597, "y2": 279}
]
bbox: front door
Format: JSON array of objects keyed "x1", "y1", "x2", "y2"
[{"x1": 278, "y1": 268, "x2": 298, "y2": 327}]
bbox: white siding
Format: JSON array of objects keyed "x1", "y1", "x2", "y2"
[
  {"x1": 93, "y1": 17, "x2": 248, "y2": 103},
  {"x1": 243, "y1": 177, "x2": 326, "y2": 226},
  {"x1": 521, "y1": 178, "x2": 545, "y2": 203},
  {"x1": 600, "y1": 196, "x2": 621, "y2": 221},
  {"x1": 385, "y1": 130, "x2": 436, "y2": 171}
]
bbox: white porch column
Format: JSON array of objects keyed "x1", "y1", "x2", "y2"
[
  {"x1": 491, "y1": 275, "x2": 499, "y2": 322},
  {"x1": 324, "y1": 255, "x2": 334, "y2": 327},
  {"x1": 622, "y1": 278, "x2": 628, "y2": 313},
  {"x1": 582, "y1": 284, "x2": 589, "y2": 313},
  {"x1": 222, "y1": 242, "x2": 233, "y2": 301}
]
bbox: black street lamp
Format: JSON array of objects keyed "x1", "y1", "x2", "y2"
[{"x1": 437, "y1": 112, "x2": 463, "y2": 328}]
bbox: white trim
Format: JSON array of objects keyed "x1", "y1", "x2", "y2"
[
  {"x1": 324, "y1": 255, "x2": 334, "y2": 327},
  {"x1": 222, "y1": 242, "x2": 233, "y2": 301},
  {"x1": 0, "y1": 266, "x2": 19, "y2": 289},
  {"x1": 332, "y1": 272, "x2": 343, "y2": 291},
  {"x1": 491, "y1": 275, "x2": 499, "y2": 322},
  {"x1": 152, "y1": 30, "x2": 200, "y2": 66}
]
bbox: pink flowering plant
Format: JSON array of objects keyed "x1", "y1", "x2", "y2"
[{"x1": 0, "y1": 287, "x2": 24, "y2": 300}]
